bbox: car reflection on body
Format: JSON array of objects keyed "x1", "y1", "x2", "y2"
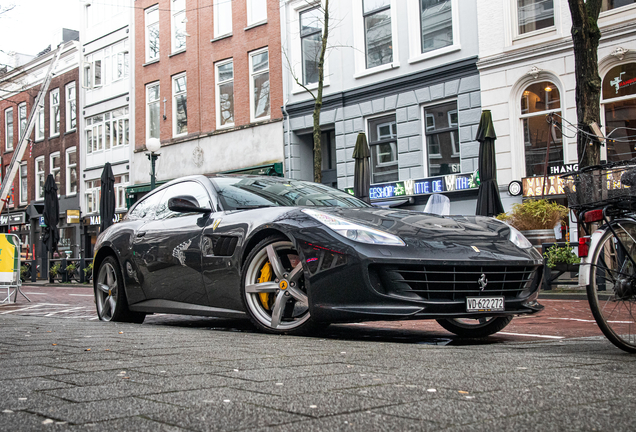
[{"x1": 92, "y1": 175, "x2": 544, "y2": 337}]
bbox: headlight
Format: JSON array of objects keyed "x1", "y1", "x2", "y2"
[
  {"x1": 302, "y1": 209, "x2": 405, "y2": 246},
  {"x1": 508, "y1": 225, "x2": 533, "y2": 249}
]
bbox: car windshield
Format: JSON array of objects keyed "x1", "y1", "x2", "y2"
[{"x1": 210, "y1": 176, "x2": 371, "y2": 209}]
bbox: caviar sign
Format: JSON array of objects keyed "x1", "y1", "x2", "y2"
[{"x1": 369, "y1": 172, "x2": 479, "y2": 200}]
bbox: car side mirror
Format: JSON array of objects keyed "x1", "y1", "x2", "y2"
[{"x1": 168, "y1": 195, "x2": 211, "y2": 214}]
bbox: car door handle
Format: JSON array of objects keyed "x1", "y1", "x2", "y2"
[{"x1": 136, "y1": 231, "x2": 146, "y2": 238}]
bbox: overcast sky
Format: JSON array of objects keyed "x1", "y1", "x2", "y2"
[{"x1": 0, "y1": 0, "x2": 82, "y2": 55}]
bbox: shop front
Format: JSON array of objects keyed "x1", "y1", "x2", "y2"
[{"x1": 81, "y1": 212, "x2": 126, "y2": 259}]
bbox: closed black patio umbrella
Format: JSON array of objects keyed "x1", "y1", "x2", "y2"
[
  {"x1": 42, "y1": 174, "x2": 59, "y2": 254},
  {"x1": 475, "y1": 110, "x2": 505, "y2": 217},
  {"x1": 353, "y1": 133, "x2": 371, "y2": 204},
  {"x1": 100, "y1": 162, "x2": 116, "y2": 232}
]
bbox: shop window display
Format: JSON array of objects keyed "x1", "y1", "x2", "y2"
[
  {"x1": 603, "y1": 63, "x2": 636, "y2": 162},
  {"x1": 520, "y1": 81, "x2": 563, "y2": 177}
]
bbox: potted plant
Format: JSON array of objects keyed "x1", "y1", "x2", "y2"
[
  {"x1": 65, "y1": 262, "x2": 78, "y2": 282},
  {"x1": 49, "y1": 263, "x2": 61, "y2": 283},
  {"x1": 543, "y1": 242, "x2": 580, "y2": 271},
  {"x1": 83, "y1": 262, "x2": 93, "y2": 283},
  {"x1": 496, "y1": 199, "x2": 568, "y2": 246}
]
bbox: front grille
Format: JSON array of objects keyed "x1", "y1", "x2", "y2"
[{"x1": 370, "y1": 264, "x2": 538, "y2": 301}]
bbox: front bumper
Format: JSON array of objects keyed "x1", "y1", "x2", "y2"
[{"x1": 294, "y1": 228, "x2": 544, "y2": 323}]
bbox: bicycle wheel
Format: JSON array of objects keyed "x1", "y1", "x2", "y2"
[{"x1": 588, "y1": 220, "x2": 636, "y2": 353}]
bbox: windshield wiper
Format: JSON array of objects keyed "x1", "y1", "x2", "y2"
[{"x1": 234, "y1": 205, "x2": 275, "y2": 210}]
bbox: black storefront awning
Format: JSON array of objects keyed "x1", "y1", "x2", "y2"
[{"x1": 220, "y1": 162, "x2": 283, "y2": 177}]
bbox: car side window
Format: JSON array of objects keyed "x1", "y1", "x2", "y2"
[
  {"x1": 128, "y1": 190, "x2": 165, "y2": 220},
  {"x1": 155, "y1": 181, "x2": 212, "y2": 220}
]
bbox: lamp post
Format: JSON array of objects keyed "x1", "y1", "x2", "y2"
[{"x1": 146, "y1": 138, "x2": 161, "y2": 190}]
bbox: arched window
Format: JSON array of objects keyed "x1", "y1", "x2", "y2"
[
  {"x1": 602, "y1": 63, "x2": 636, "y2": 162},
  {"x1": 520, "y1": 81, "x2": 563, "y2": 177}
]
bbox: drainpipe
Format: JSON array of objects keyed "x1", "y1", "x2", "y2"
[{"x1": 281, "y1": 1, "x2": 292, "y2": 179}]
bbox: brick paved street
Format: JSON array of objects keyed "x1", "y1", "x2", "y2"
[{"x1": 2, "y1": 284, "x2": 635, "y2": 431}]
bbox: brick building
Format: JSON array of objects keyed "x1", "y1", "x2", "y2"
[
  {"x1": 0, "y1": 37, "x2": 80, "y2": 272},
  {"x1": 131, "y1": 0, "x2": 284, "y2": 196}
]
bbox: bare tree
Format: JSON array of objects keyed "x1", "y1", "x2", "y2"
[
  {"x1": 568, "y1": 0, "x2": 602, "y2": 168},
  {"x1": 285, "y1": 0, "x2": 330, "y2": 183}
]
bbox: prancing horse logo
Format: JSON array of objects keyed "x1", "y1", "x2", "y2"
[{"x1": 478, "y1": 274, "x2": 488, "y2": 291}]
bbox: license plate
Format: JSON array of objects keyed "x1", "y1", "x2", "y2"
[{"x1": 466, "y1": 296, "x2": 504, "y2": 312}]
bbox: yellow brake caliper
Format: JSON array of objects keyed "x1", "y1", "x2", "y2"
[{"x1": 258, "y1": 262, "x2": 273, "y2": 310}]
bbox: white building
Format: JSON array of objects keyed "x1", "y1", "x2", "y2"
[
  {"x1": 79, "y1": 0, "x2": 134, "y2": 255},
  {"x1": 281, "y1": 0, "x2": 483, "y2": 213},
  {"x1": 476, "y1": 0, "x2": 636, "y2": 209}
]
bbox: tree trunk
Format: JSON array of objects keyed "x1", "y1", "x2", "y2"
[
  {"x1": 568, "y1": 0, "x2": 602, "y2": 168},
  {"x1": 313, "y1": 0, "x2": 329, "y2": 183}
]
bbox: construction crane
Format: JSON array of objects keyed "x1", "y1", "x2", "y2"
[{"x1": 0, "y1": 46, "x2": 63, "y2": 213}]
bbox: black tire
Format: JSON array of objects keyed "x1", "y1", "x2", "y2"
[
  {"x1": 241, "y1": 236, "x2": 321, "y2": 335},
  {"x1": 588, "y1": 222, "x2": 636, "y2": 353},
  {"x1": 94, "y1": 256, "x2": 145, "y2": 324},
  {"x1": 436, "y1": 316, "x2": 513, "y2": 338}
]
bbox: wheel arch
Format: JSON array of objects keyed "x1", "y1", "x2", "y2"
[
  {"x1": 93, "y1": 245, "x2": 126, "y2": 291},
  {"x1": 240, "y1": 228, "x2": 294, "y2": 270}
]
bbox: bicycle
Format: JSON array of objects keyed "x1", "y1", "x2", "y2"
[{"x1": 563, "y1": 160, "x2": 636, "y2": 353}]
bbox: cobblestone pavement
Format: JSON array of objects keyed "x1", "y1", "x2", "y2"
[{"x1": 1, "y1": 285, "x2": 635, "y2": 431}]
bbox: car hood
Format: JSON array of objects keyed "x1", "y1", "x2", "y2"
[{"x1": 313, "y1": 207, "x2": 539, "y2": 261}]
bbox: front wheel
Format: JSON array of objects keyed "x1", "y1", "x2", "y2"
[
  {"x1": 94, "y1": 256, "x2": 145, "y2": 324},
  {"x1": 588, "y1": 221, "x2": 636, "y2": 353},
  {"x1": 436, "y1": 316, "x2": 513, "y2": 338},
  {"x1": 241, "y1": 236, "x2": 320, "y2": 335}
]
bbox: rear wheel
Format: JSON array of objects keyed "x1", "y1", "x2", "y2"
[
  {"x1": 436, "y1": 316, "x2": 513, "y2": 338},
  {"x1": 95, "y1": 256, "x2": 145, "y2": 324},
  {"x1": 588, "y1": 221, "x2": 636, "y2": 353},
  {"x1": 241, "y1": 236, "x2": 319, "y2": 335}
]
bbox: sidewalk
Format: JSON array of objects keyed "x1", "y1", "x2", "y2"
[{"x1": 1, "y1": 313, "x2": 634, "y2": 431}]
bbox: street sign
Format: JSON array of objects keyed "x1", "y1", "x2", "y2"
[{"x1": 66, "y1": 210, "x2": 80, "y2": 224}]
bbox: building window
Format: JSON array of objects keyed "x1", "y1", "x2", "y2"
[
  {"x1": 50, "y1": 88, "x2": 60, "y2": 136},
  {"x1": 66, "y1": 147, "x2": 77, "y2": 195},
  {"x1": 86, "y1": 107, "x2": 130, "y2": 154},
  {"x1": 50, "y1": 152, "x2": 61, "y2": 193},
  {"x1": 172, "y1": 73, "x2": 187, "y2": 136},
  {"x1": 114, "y1": 51, "x2": 130, "y2": 80},
  {"x1": 249, "y1": 48, "x2": 270, "y2": 121},
  {"x1": 84, "y1": 63, "x2": 92, "y2": 88},
  {"x1": 66, "y1": 82, "x2": 76, "y2": 131},
  {"x1": 146, "y1": 82, "x2": 160, "y2": 139},
  {"x1": 35, "y1": 156, "x2": 45, "y2": 200},
  {"x1": 19, "y1": 163, "x2": 27, "y2": 205},
  {"x1": 18, "y1": 103, "x2": 27, "y2": 140},
  {"x1": 420, "y1": 0, "x2": 453, "y2": 53},
  {"x1": 4, "y1": 107, "x2": 13, "y2": 150},
  {"x1": 601, "y1": 0, "x2": 636, "y2": 11},
  {"x1": 520, "y1": 81, "x2": 562, "y2": 176},
  {"x1": 517, "y1": 0, "x2": 554, "y2": 35},
  {"x1": 85, "y1": 179, "x2": 100, "y2": 214},
  {"x1": 115, "y1": 174, "x2": 129, "y2": 210},
  {"x1": 602, "y1": 62, "x2": 636, "y2": 162},
  {"x1": 368, "y1": 115, "x2": 398, "y2": 183},
  {"x1": 94, "y1": 60, "x2": 102, "y2": 87},
  {"x1": 363, "y1": 0, "x2": 393, "y2": 69},
  {"x1": 214, "y1": 0, "x2": 232, "y2": 38},
  {"x1": 247, "y1": 0, "x2": 267, "y2": 26},
  {"x1": 216, "y1": 59, "x2": 234, "y2": 128},
  {"x1": 172, "y1": 0, "x2": 186, "y2": 53},
  {"x1": 300, "y1": 7, "x2": 321, "y2": 85},
  {"x1": 146, "y1": 5, "x2": 160, "y2": 62},
  {"x1": 424, "y1": 102, "x2": 460, "y2": 176},
  {"x1": 35, "y1": 108, "x2": 45, "y2": 141}
]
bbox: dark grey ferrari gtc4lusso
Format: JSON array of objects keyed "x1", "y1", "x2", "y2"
[{"x1": 92, "y1": 175, "x2": 544, "y2": 337}]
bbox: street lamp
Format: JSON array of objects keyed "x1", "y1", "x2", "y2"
[{"x1": 146, "y1": 138, "x2": 161, "y2": 190}]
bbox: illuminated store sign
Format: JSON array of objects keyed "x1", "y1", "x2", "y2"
[
  {"x1": 522, "y1": 164, "x2": 579, "y2": 197},
  {"x1": 368, "y1": 172, "x2": 479, "y2": 200}
]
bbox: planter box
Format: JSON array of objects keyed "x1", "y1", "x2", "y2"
[{"x1": 549, "y1": 263, "x2": 580, "y2": 272}]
